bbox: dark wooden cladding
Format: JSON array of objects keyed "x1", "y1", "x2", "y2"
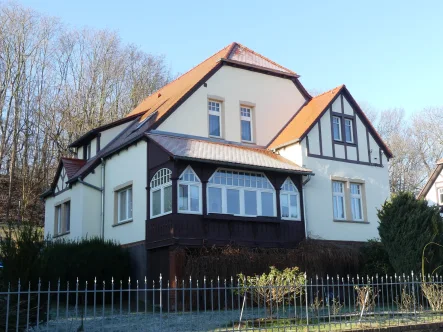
[{"x1": 146, "y1": 213, "x2": 305, "y2": 249}]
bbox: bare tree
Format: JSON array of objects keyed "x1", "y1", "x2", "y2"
[{"x1": 0, "y1": 2, "x2": 171, "y2": 223}]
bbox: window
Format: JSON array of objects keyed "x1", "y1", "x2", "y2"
[
  {"x1": 240, "y1": 107, "x2": 253, "y2": 142},
  {"x1": 178, "y1": 166, "x2": 202, "y2": 214},
  {"x1": 332, "y1": 116, "x2": 342, "y2": 141},
  {"x1": 208, "y1": 101, "x2": 222, "y2": 137},
  {"x1": 207, "y1": 169, "x2": 275, "y2": 217},
  {"x1": 280, "y1": 178, "x2": 301, "y2": 220},
  {"x1": 438, "y1": 188, "x2": 443, "y2": 205},
  {"x1": 86, "y1": 143, "x2": 91, "y2": 160},
  {"x1": 54, "y1": 200, "x2": 70, "y2": 235},
  {"x1": 344, "y1": 118, "x2": 354, "y2": 143},
  {"x1": 117, "y1": 187, "x2": 133, "y2": 223},
  {"x1": 150, "y1": 168, "x2": 172, "y2": 218},
  {"x1": 332, "y1": 181, "x2": 345, "y2": 220},
  {"x1": 350, "y1": 183, "x2": 363, "y2": 220}
]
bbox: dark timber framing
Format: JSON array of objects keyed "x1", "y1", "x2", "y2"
[{"x1": 306, "y1": 92, "x2": 384, "y2": 167}]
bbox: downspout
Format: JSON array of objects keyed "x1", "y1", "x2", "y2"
[
  {"x1": 77, "y1": 157, "x2": 105, "y2": 239},
  {"x1": 302, "y1": 174, "x2": 313, "y2": 240},
  {"x1": 101, "y1": 158, "x2": 105, "y2": 239}
]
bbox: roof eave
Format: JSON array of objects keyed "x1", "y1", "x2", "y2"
[
  {"x1": 68, "y1": 113, "x2": 141, "y2": 148},
  {"x1": 172, "y1": 155, "x2": 313, "y2": 175}
]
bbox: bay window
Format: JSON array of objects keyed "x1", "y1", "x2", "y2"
[
  {"x1": 178, "y1": 166, "x2": 202, "y2": 214},
  {"x1": 280, "y1": 178, "x2": 301, "y2": 220},
  {"x1": 150, "y1": 168, "x2": 172, "y2": 218},
  {"x1": 207, "y1": 169, "x2": 276, "y2": 217}
]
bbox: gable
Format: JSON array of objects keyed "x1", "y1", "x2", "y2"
[
  {"x1": 304, "y1": 91, "x2": 389, "y2": 166},
  {"x1": 156, "y1": 65, "x2": 307, "y2": 146},
  {"x1": 55, "y1": 166, "x2": 68, "y2": 194},
  {"x1": 418, "y1": 162, "x2": 443, "y2": 200},
  {"x1": 269, "y1": 85, "x2": 392, "y2": 160}
]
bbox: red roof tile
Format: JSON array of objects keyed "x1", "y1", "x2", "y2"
[{"x1": 61, "y1": 158, "x2": 87, "y2": 179}]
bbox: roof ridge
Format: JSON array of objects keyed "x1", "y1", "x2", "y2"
[
  {"x1": 137, "y1": 43, "x2": 232, "y2": 109},
  {"x1": 313, "y1": 84, "x2": 345, "y2": 99},
  {"x1": 233, "y1": 42, "x2": 296, "y2": 74}
]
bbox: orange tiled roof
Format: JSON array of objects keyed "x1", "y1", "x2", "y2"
[
  {"x1": 126, "y1": 42, "x2": 299, "y2": 125},
  {"x1": 268, "y1": 85, "x2": 344, "y2": 149}
]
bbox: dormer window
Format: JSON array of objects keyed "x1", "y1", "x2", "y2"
[{"x1": 208, "y1": 100, "x2": 222, "y2": 138}]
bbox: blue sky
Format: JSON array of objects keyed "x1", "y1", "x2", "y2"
[{"x1": 18, "y1": 0, "x2": 443, "y2": 115}]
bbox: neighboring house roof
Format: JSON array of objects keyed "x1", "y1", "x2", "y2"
[
  {"x1": 126, "y1": 42, "x2": 310, "y2": 128},
  {"x1": 147, "y1": 132, "x2": 312, "y2": 174},
  {"x1": 267, "y1": 85, "x2": 393, "y2": 159},
  {"x1": 417, "y1": 159, "x2": 443, "y2": 199}
]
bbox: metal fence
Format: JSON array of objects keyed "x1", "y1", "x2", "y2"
[{"x1": 2, "y1": 273, "x2": 443, "y2": 331}]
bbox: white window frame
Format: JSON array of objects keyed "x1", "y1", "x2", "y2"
[
  {"x1": 117, "y1": 186, "x2": 133, "y2": 223},
  {"x1": 332, "y1": 181, "x2": 346, "y2": 220},
  {"x1": 177, "y1": 166, "x2": 202, "y2": 214},
  {"x1": 350, "y1": 183, "x2": 363, "y2": 221},
  {"x1": 438, "y1": 188, "x2": 443, "y2": 205},
  {"x1": 54, "y1": 200, "x2": 70, "y2": 235},
  {"x1": 55, "y1": 205, "x2": 62, "y2": 235},
  {"x1": 344, "y1": 118, "x2": 354, "y2": 143},
  {"x1": 206, "y1": 168, "x2": 276, "y2": 217},
  {"x1": 240, "y1": 106, "x2": 253, "y2": 143},
  {"x1": 150, "y1": 168, "x2": 172, "y2": 219},
  {"x1": 280, "y1": 178, "x2": 301, "y2": 221},
  {"x1": 332, "y1": 116, "x2": 342, "y2": 141},
  {"x1": 208, "y1": 100, "x2": 222, "y2": 138}
]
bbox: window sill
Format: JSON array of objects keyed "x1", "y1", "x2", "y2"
[
  {"x1": 333, "y1": 219, "x2": 369, "y2": 224},
  {"x1": 281, "y1": 217, "x2": 301, "y2": 221},
  {"x1": 204, "y1": 213, "x2": 281, "y2": 223},
  {"x1": 112, "y1": 219, "x2": 133, "y2": 227},
  {"x1": 178, "y1": 210, "x2": 202, "y2": 215},
  {"x1": 53, "y1": 231, "x2": 70, "y2": 238},
  {"x1": 150, "y1": 211, "x2": 172, "y2": 219}
]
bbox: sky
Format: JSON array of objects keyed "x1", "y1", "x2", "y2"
[{"x1": 16, "y1": 0, "x2": 443, "y2": 116}]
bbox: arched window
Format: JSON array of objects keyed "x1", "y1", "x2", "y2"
[
  {"x1": 207, "y1": 169, "x2": 276, "y2": 217},
  {"x1": 178, "y1": 166, "x2": 202, "y2": 214},
  {"x1": 280, "y1": 177, "x2": 300, "y2": 220},
  {"x1": 150, "y1": 168, "x2": 172, "y2": 218}
]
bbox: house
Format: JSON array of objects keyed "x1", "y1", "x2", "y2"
[
  {"x1": 42, "y1": 42, "x2": 392, "y2": 281},
  {"x1": 418, "y1": 158, "x2": 443, "y2": 208}
]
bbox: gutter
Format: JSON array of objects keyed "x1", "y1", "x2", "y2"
[{"x1": 302, "y1": 174, "x2": 313, "y2": 239}]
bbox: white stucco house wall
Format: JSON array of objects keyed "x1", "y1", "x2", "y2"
[{"x1": 42, "y1": 42, "x2": 392, "y2": 278}]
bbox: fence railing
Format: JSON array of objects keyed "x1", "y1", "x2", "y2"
[{"x1": 1, "y1": 273, "x2": 443, "y2": 331}]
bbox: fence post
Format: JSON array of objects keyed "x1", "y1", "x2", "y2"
[{"x1": 305, "y1": 273, "x2": 309, "y2": 328}]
